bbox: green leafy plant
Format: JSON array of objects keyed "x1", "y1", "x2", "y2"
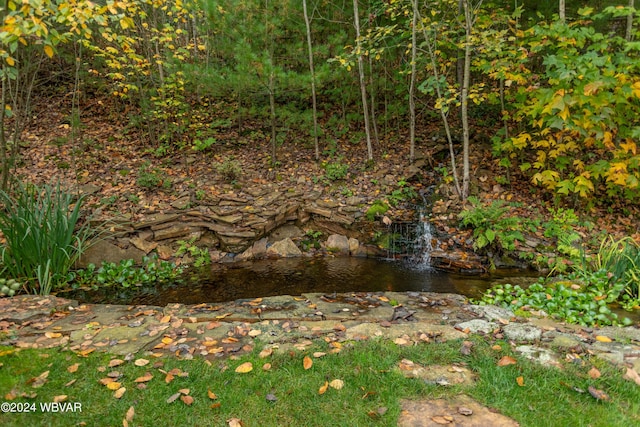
[
  {"x1": 215, "y1": 157, "x2": 242, "y2": 182},
  {"x1": 477, "y1": 278, "x2": 632, "y2": 327},
  {"x1": 0, "y1": 278, "x2": 22, "y2": 297},
  {"x1": 175, "y1": 237, "x2": 211, "y2": 268},
  {"x1": 192, "y1": 137, "x2": 217, "y2": 152},
  {"x1": 301, "y1": 230, "x2": 323, "y2": 251},
  {"x1": 458, "y1": 197, "x2": 529, "y2": 252},
  {"x1": 0, "y1": 182, "x2": 94, "y2": 295},
  {"x1": 387, "y1": 180, "x2": 418, "y2": 207},
  {"x1": 590, "y1": 236, "x2": 640, "y2": 311},
  {"x1": 323, "y1": 160, "x2": 348, "y2": 181},
  {"x1": 72, "y1": 255, "x2": 181, "y2": 289},
  {"x1": 136, "y1": 161, "x2": 163, "y2": 189},
  {"x1": 365, "y1": 200, "x2": 390, "y2": 221}
]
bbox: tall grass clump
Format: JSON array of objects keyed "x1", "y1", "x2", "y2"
[
  {"x1": 592, "y1": 236, "x2": 640, "y2": 310},
  {"x1": 0, "y1": 182, "x2": 93, "y2": 295}
]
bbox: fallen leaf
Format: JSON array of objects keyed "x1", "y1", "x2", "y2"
[
  {"x1": 125, "y1": 406, "x2": 135, "y2": 422},
  {"x1": 431, "y1": 415, "x2": 453, "y2": 424},
  {"x1": 134, "y1": 373, "x2": 153, "y2": 383},
  {"x1": 262, "y1": 363, "x2": 272, "y2": 371},
  {"x1": 516, "y1": 376, "x2": 525, "y2": 387},
  {"x1": 319, "y1": 381, "x2": 329, "y2": 395},
  {"x1": 161, "y1": 337, "x2": 174, "y2": 345},
  {"x1": 588, "y1": 385, "x2": 610, "y2": 401},
  {"x1": 235, "y1": 362, "x2": 253, "y2": 373},
  {"x1": 329, "y1": 379, "x2": 344, "y2": 390},
  {"x1": 623, "y1": 367, "x2": 640, "y2": 386},
  {"x1": 29, "y1": 371, "x2": 50, "y2": 388},
  {"x1": 53, "y1": 395, "x2": 67, "y2": 402},
  {"x1": 458, "y1": 406, "x2": 473, "y2": 416},
  {"x1": 303, "y1": 356, "x2": 313, "y2": 370},
  {"x1": 313, "y1": 352, "x2": 326, "y2": 358},
  {"x1": 180, "y1": 395, "x2": 194, "y2": 405},
  {"x1": 166, "y1": 392, "x2": 181, "y2": 403},
  {"x1": 107, "y1": 381, "x2": 122, "y2": 391},
  {"x1": 64, "y1": 379, "x2": 76, "y2": 387},
  {"x1": 265, "y1": 393, "x2": 277, "y2": 402},
  {"x1": 165, "y1": 373, "x2": 174, "y2": 384},
  {"x1": 114, "y1": 387, "x2": 126, "y2": 399},
  {"x1": 461, "y1": 340, "x2": 474, "y2": 356},
  {"x1": 134, "y1": 358, "x2": 150, "y2": 367},
  {"x1": 227, "y1": 418, "x2": 242, "y2": 427},
  {"x1": 109, "y1": 359, "x2": 125, "y2": 368},
  {"x1": 210, "y1": 402, "x2": 222, "y2": 409},
  {"x1": 248, "y1": 329, "x2": 262, "y2": 337},
  {"x1": 588, "y1": 367, "x2": 601, "y2": 379},
  {"x1": 595, "y1": 335, "x2": 612, "y2": 343},
  {"x1": 45, "y1": 332, "x2": 62, "y2": 339},
  {"x1": 258, "y1": 348, "x2": 273, "y2": 358},
  {"x1": 67, "y1": 363, "x2": 80, "y2": 373},
  {"x1": 208, "y1": 390, "x2": 218, "y2": 400},
  {"x1": 160, "y1": 315, "x2": 171, "y2": 323},
  {"x1": 497, "y1": 356, "x2": 517, "y2": 367}
]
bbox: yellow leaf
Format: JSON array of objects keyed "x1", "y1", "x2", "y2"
[
  {"x1": 109, "y1": 359, "x2": 124, "y2": 367},
  {"x1": 45, "y1": 332, "x2": 62, "y2": 339},
  {"x1": 235, "y1": 362, "x2": 253, "y2": 373},
  {"x1": 161, "y1": 337, "x2": 173, "y2": 345},
  {"x1": 595, "y1": 335, "x2": 612, "y2": 343},
  {"x1": 134, "y1": 373, "x2": 153, "y2": 383},
  {"x1": 44, "y1": 45, "x2": 54, "y2": 58},
  {"x1": 6, "y1": 56, "x2": 15, "y2": 66},
  {"x1": 134, "y1": 358, "x2": 149, "y2": 367},
  {"x1": 107, "y1": 381, "x2": 122, "y2": 390},
  {"x1": 208, "y1": 390, "x2": 218, "y2": 400},
  {"x1": 53, "y1": 395, "x2": 67, "y2": 402},
  {"x1": 303, "y1": 356, "x2": 313, "y2": 370},
  {"x1": 67, "y1": 363, "x2": 80, "y2": 373},
  {"x1": 258, "y1": 348, "x2": 273, "y2": 358},
  {"x1": 114, "y1": 387, "x2": 126, "y2": 399},
  {"x1": 516, "y1": 376, "x2": 525, "y2": 387}
]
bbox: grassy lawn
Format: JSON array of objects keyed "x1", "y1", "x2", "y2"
[{"x1": 0, "y1": 337, "x2": 638, "y2": 426}]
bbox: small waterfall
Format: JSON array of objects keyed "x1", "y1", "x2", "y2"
[
  {"x1": 383, "y1": 200, "x2": 436, "y2": 270},
  {"x1": 407, "y1": 205, "x2": 434, "y2": 270}
]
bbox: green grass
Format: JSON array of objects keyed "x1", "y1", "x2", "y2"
[{"x1": 0, "y1": 338, "x2": 638, "y2": 426}]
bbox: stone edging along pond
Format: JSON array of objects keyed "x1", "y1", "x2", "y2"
[{"x1": 78, "y1": 192, "x2": 486, "y2": 272}]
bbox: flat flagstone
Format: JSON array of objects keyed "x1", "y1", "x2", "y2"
[
  {"x1": 398, "y1": 395, "x2": 519, "y2": 427},
  {"x1": 346, "y1": 322, "x2": 466, "y2": 342}
]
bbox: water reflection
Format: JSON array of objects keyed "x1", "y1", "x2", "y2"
[{"x1": 62, "y1": 257, "x2": 539, "y2": 307}]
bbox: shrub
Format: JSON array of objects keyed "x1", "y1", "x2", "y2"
[
  {"x1": 366, "y1": 200, "x2": 389, "y2": 221},
  {"x1": 215, "y1": 157, "x2": 242, "y2": 182},
  {"x1": 0, "y1": 182, "x2": 93, "y2": 295}
]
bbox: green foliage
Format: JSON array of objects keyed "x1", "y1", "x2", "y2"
[
  {"x1": 0, "y1": 182, "x2": 93, "y2": 295},
  {"x1": 136, "y1": 161, "x2": 170, "y2": 190},
  {"x1": 322, "y1": 160, "x2": 349, "y2": 181},
  {"x1": 387, "y1": 180, "x2": 418, "y2": 207},
  {"x1": 0, "y1": 278, "x2": 22, "y2": 297},
  {"x1": 543, "y1": 208, "x2": 582, "y2": 260},
  {"x1": 458, "y1": 197, "x2": 529, "y2": 252},
  {"x1": 591, "y1": 236, "x2": 640, "y2": 311},
  {"x1": 488, "y1": 8, "x2": 640, "y2": 203},
  {"x1": 477, "y1": 279, "x2": 632, "y2": 327},
  {"x1": 366, "y1": 200, "x2": 389, "y2": 221},
  {"x1": 192, "y1": 137, "x2": 217, "y2": 152},
  {"x1": 215, "y1": 157, "x2": 242, "y2": 182},
  {"x1": 175, "y1": 237, "x2": 211, "y2": 268},
  {"x1": 72, "y1": 255, "x2": 181, "y2": 289},
  {"x1": 301, "y1": 230, "x2": 323, "y2": 251}
]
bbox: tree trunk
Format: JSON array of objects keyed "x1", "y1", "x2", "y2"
[
  {"x1": 559, "y1": 0, "x2": 565, "y2": 22},
  {"x1": 409, "y1": 0, "x2": 418, "y2": 163},
  {"x1": 303, "y1": 0, "x2": 320, "y2": 161},
  {"x1": 417, "y1": 10, "x2": 462, "y2": 197},
  {"x1": 353, "y1": 0, "x2": 373, "y2": 161},
  {"x1": 627, "y1": 0, "x2": 635, "y2": 41}
]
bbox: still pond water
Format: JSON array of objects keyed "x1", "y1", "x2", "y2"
[{"x1": 66, "y1": 257, "x2": 538, "y2": 307}]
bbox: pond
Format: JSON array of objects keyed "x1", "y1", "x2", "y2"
[{"x1": 63, "y1": 257, "x2": 540, "y2": 307}]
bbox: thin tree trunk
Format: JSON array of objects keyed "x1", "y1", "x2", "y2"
[
  {"x1": 409, "y1": 0, "x2": 418, "y2": 163},
  {"x1": 627, "y1": 0, "x2": 635, "y2": 41},
  {"x1": 269, "y1": 72, "x2": 277, "y2": 166},
  {"x1": 353, "y1": 0, "x2": 373, "y2": 161},
  {"x1": 417, "y1": 10, "x2": 462, "y2": 197},
  {"x1": 303, "y1": 0, "x2": 320, "y2": 161},
  {"x1": 0, "y1": 71, "x2": 8, "y2": 190},
  {"x1": 559, "y1": 0, "x2": 565, "y2": 22},
  {"x1": 368, "y1": 55, "x2": 379, "y2": 146},
  {"x1": 460, "y1": 0, "x2": 478, "y2": 199}
]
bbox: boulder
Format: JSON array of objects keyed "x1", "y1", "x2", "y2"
[
  {"x1": 266, "y1": 238, "x2": 302, "y2": 258},
  {"x1": 326, "y1": 234, "x2": 350, "y2": 255}
]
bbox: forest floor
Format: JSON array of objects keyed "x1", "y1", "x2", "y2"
[{"x1": 14, "y1": 97, "x2": 640, "y2": 257}]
